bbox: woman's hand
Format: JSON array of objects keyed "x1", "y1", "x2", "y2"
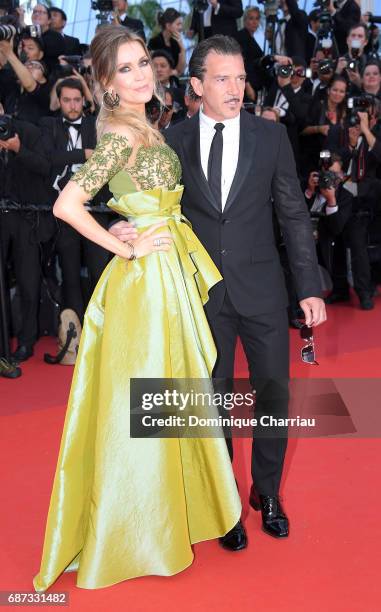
[
  {"x1": 124, "y1": 221, "x2": 173, "y2": 260},
  {"x1": 319, "y1": 124, "x2": 330, "y2": 136}
]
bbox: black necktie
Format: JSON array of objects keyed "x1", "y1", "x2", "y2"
[
  {"x1": 63, "y1": 120, "x2": 81, "y2": 131},
  {"x1": 208, "y1": 122, "x2": 225, "y2": 210}
]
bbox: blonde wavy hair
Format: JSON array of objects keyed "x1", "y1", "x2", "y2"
[{"x1": 90, "y1": 25, "x2": 164, "y2": 146}]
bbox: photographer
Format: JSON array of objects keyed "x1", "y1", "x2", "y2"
[
  {"x1": 50, "y1": 7, "x2": 82, "y2": 55},
  {"x1": 0, "y1": 109, "x2": 54, "y2": 361},
  {"x1": 274, "y1": 0, "x2": 309, "y2": 58},
  {"x1": 111, "y1": 0, "x2": 145, "y2": 41},
  {"x1": 0, "y1": 36, "x2": 50, "y2": 125},
  {"x1": 265, "y1": 56, "x2": 312, "y2": 172},
  {"x1": 189, "y1": 0, "x2": 243, "y2": 40},
  {"x1": 31, "y1": 3, "x2": 65, "y2": 71},
  {"x1": 335, "y1": 23, "x2": 370, "y2": 89},
  {"x1": 305, "y1": 154, "x2": 353, "y2": 299},
  {"x1": 151, "y1": 50, "x2": 185, "y2": 117},
  {"x1": 325, "y1": 105, "x2": 381, "y2": 308},
  {"x1": 329, "y1": 0, "x2": 361, "y2": 56},
  {"x1": 39, "y1": 78, "x2": 111, "y2": 323}
]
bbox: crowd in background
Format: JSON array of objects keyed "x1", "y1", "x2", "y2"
[{"x1": 1, "y1": 0, "x2": 381, "y2": 365}]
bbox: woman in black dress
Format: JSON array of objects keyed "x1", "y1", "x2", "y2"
[{"x1": 148, "y1": 8, "x2": 186, "y2": 75}]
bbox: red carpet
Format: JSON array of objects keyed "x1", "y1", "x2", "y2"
[{"x1": 1, "y1": 293, "x2": 381, "y2": 611}]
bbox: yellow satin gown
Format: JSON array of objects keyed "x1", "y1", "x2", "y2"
[{"x1": 33, "y1": 133, "x2": 241, "y2": 591}]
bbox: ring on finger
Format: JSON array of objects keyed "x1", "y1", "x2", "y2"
[{"x1": 153, "y1": 238, "x2": 162, "y2": 247}]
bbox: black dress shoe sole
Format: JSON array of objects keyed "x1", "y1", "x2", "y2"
[
  {"x1": 219, "y1": 539, "x2": 248, "y2": 551},
  {"x1": 261, "y1": 526, "x2": 289, "y2": 539}
]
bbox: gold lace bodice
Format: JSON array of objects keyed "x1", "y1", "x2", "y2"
[{"x1": 71, "y1": 132, "x2": 182, "y2": 199}]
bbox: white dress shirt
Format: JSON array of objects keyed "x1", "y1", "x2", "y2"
[
  {"x1": 199, "y1": 107, "x2": 240, "y2": 211},
  {"x1": 66, "y1": 117, "x2": 83, "y2": 173}
]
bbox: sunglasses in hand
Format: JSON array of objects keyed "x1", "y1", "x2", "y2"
[{"x1": 300, "y1": 325, "x2": 319, "y2": 366}]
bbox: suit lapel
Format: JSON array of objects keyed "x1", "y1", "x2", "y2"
[
  {"x1": 182, "y1": 113, "x2": 221, "y2": 213},
  {"x1": 224, "y1": 110, "x2": 257, "y2": 213}
]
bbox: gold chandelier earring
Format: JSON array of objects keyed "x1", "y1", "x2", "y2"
[{"x1": 102, "y1": 90, "x2": 120, "y2": 111}]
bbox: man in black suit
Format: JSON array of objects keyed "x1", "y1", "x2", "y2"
[
  {"x1": 50, "y1": 7, "x2": 82, "y2": 56},
  {"x1": 111, "y1": 36, "x2": 326, "y2": 550},
  {"x1": 0, "y1": 116, "x2": 54, "y2": 362},
  {"x1": 275, "y1": 0, "x2": 308, "y2": 58},
  {"x1": 31, "y1": 3, "x2": 65, "y2": 70},
  {"x1": 190, "y1": 0, "x2": 243, "y2": 40},
  {"x1": 39, "y1": 78, "x2": 111, "y2": 322},
  {"x1": 112, "y1": 0, "x2": 146, "y2": 42},
  {"x1": 330, "y1": 0, "x2": 361, "y2": 56}
]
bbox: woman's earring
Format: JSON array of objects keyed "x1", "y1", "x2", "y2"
[{"x1": 102, "y1": 90, "x2": 120, "y2": 111}]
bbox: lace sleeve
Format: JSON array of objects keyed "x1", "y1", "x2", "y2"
[{"x1": 71, "y1": 132, "x2": 133, "y2": 198}]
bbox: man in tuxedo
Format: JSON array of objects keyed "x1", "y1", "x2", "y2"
[
  {"x1": 31, "y1": 3, "x2": 65, "y2": 70},
  {"x1": 50, "y1": 7, "x2": 82, "y2": 56},
  {"x1": 112, "y1": 0, "x2": 146, "y2": 41},
  {"x1": 39, "y1": 78, "x2": 111, "y2": 322},
  {"x1": 275, "y1": 0, "x2": 308, "y2": 58},
  {"x1": 111, "y1": 35, "x2": 326, "y2": 549},
  {"x1": 190, "y1": 0, "x2": 243, "y2": 40}
]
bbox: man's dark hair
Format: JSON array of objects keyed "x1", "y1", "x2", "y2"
[
  {"x1": 50, "y1": 7, "x2": 67, "y2": 22},
  {"x1": 347, "y1": 22, "x2": 369, "y2": 40},
  {"x1": 151, "y1": 49, "x2": 175, "y2": 69},
  {"x1": 188, "y1": 35, "x2": 243, "y2": 99},
  {"x1": 56, "y1": 77, "x2": 84, "y2": 99},
  {"x1": 308, "y1": 9, "x2": 320, "y2": 23}
]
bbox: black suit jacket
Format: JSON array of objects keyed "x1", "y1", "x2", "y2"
[
  {"x1": 39, "y1": 114, "x2": 111, "y2": 205},
  {"x1": 62, "y1": 33, "x2": 82, "y2": 55},
  {"x1": 284, "y1": 0, "x2": 308, "y2": 58},
  {"x1": 234, "y1": 28, "x2": 264, "y2": 90},
  {"x1": 120, "y1": 15, "x2": 146, "y2": 41},
  {"x1": 191, "y1": 0, "x2": 243, "y2": 37},
  {"x1": 333, "y1": 0, "x2": 361, "y2": 55},
  {"x1": 165, "y1": 110, "x2": 321, "y2": 317}
]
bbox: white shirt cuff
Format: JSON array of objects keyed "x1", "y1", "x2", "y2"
[
  {"x1": 214, "y1": 3, "x2": 220, "y2": 15},
  {"x1": 326, "y1": 205, "x2": 338, "y2": 215}
]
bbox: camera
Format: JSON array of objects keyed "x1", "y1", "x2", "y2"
[
  {"x1": 0, "y1": 114, "x2": 15, "y2": 141},
  {"x1": 275, "y1": 63, "x2": 294, "y2": 78},
  {"x1": 62, "y1": 55, "x2": 83, "y2": 71},
  {"x1": 91, "y1": 0, "x2": 113, "y2": 10},
  {"x1": 347, "y1": 95, "x2": 374, "y2": 126},
  {"x1": 318, "y1": 58, "x2": 336, "y2": 75},
  {"x1": 317, "y1": 150, "x2": 339, "y2": 190},
  {"x1": 318, "y1": 170, "x2": 337, "y2": 190},
  {"x1": 0, "y1": 21, "x2": 16, "y2": 41}
]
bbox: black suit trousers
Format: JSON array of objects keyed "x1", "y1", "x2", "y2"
[
  {"x1": 0, "y1": 211, "x2": 41, "y2": 347},
  {"x1": 55, "y1": 214, "x2": 110, "y2": 321},
  {"x1": 206, "y1": 291, "x2": 289, "y2": 497}
]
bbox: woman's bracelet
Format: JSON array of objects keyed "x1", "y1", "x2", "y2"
[{"x1": 126, "y1": 242, "x2": 136, "y2": 261}]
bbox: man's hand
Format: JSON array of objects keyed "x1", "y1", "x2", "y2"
[
  {"x1": 320, "y1": 186, "x2": 336, "y2": 206},
  {"x1": 109, "y1": 220, "x2": 139, "y2": 242},
  {"x1": 0, "y1": 134, "x2": 20, "y2": 153},
  {"x1": 209, "y1": 0, "x2": 218, "y2": 7},
  {"x1": 0, "y1": 39, "x2": 12, "y2": 58},
  {"x1": 347, "y1": 68, "x2": 362, "y2": 88},
  {"x1": 299, "y1": 297, "x2": 327, "y2": 327},
  {"x1": 274, "y1": 55, "x2": 292, "y2": 66},
  {"x1": 84, "y1": 149, "x2": 94, "y2": 160}
]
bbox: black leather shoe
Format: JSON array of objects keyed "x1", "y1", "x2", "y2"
[
  {"x1": 249, "y1": 487, "x2": 289, "y2": 538},
  {"x1": 325, "y1": 291, "x2": 350, "y2": 305},
  {"x1": 11, "y1": 345, "x2": 34, "y2": 362},
  {"x1": 219, "y1": 520, "x2": 247, "y2": 551},
  {"x1": 359, "y1": 296, "x2": 374, "y2": 310}
]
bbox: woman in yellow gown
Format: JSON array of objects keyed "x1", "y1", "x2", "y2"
[{"x1": 33, "y1": 26, "x2": 241, "y2": 591}]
